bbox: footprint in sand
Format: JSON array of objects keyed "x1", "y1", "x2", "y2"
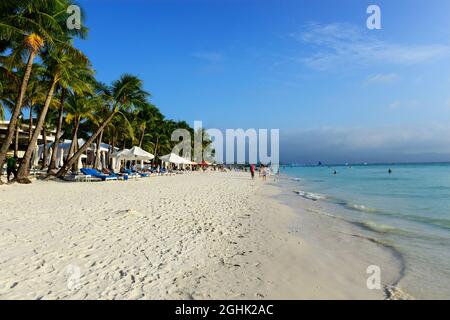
[{"x1": 114, "y1": 209, "x2": 145, "y2": 218}]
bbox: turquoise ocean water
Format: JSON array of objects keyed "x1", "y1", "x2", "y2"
[{"x1": 282, "y1": 163, "x2": 450, "y2": 299}]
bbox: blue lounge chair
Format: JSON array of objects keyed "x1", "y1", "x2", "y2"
[
  {"x1": 122, "y1": 169, "x2": 142, "y2": 179},
  {"x1": 123, "y1": 168, "x2": 149, "y2": 178},
  {"x1": 80, "y1": 168, "x2": 118, "y2": 181}
]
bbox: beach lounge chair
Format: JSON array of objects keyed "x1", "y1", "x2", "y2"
[
  {"x1": 80, "y1": 168, "x2": 118, "y2": 181},
  {"x1": 122, "y1": 169, "x2": 143, "y2": 179}
]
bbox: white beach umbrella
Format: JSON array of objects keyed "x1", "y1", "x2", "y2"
[
  {"x1": 160, "y1": 153, "x2": 191, "y2": 165},
  {"x1": 117, "y1": 146, "x2": 155, "y2": 161}
]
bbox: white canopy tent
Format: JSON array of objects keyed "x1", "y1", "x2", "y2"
[
  {"x1": 37, "y1": 140, "x2": 78, "y2": 169},
  {"x1": 36, "y1": 139, "x2": 116, "y2": 170},
  {"x1": 111, "y1": 146, "x2": 155, "y2": 172},
  {"x1": 159, "y1": 153, "x2": 194, "y2": 170},
  {"x1": 115, "y1": 146, "x2": 155, "y2": 161},
  {"x1": 160, "y1": 153, "x2": 191, "y2": 165}
]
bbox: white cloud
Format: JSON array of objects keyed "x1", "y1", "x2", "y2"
[
  {"x1": 388, "y1": 100, "x2": 420, "y2": 110},
  {"x1": 366, "y1": 73, "x2": 400, "y2": 84},
  {"x1": 192, "y1": 51, "x2": 224, "y2": 63},
  {"x1": 292, "y1": 23, "x2": 450, "y2": 70}
]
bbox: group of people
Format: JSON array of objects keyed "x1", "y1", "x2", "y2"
[{"x1": 249, "y1": 164, "x2": 269, "y2": 181}]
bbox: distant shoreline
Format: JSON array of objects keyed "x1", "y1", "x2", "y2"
[{"x1": 280, "y1": 161, "x2": 450, "y2": 167}]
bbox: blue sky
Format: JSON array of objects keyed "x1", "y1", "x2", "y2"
[{"x1": 74, "y1": 0, "x2": 450, "y2": 162}]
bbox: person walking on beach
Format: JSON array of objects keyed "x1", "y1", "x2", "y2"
[
  {"x1": 261, "y1": 165, "x2": 267, "y2": 181},
  {"x1": 250, "y1": 164, "x2": 255, "y2": 180},
  {"x1": 6, "y1": 156, "x2": 17, "y2": 182}
]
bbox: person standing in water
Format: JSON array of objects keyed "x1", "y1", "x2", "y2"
[
  {"x1": 250, "y1": 164, "x2": 255, "y2": 180},
  {"x1": 388, "y1": 168, "x2": 392, "y2": 174}
]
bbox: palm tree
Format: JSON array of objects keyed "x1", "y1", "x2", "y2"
[
  {"x1": 64, "y1": 93, "x2": 98, "y2": 170},
  {"x1": 0, "y1": 66, "x2": 25, "y2": 158},
  {"x1": 47, "y1": 54, "x2": 94, "y2": 174},
  {"x1": 55, "y1": 74, "x2": 149, "y2": 178},
  {"x1": 0, "y1": 98, "x2": 4, "y2": 121},
  {"x1": 0, "y1": 70, "x2": 4, "y2": 120},
  {"x1": 16, "y1": 44, "x2": 91, "y2": 183},
  {"x1": 0, "y1": 0, "x2": 87, "y2": 182},
  {"x1": 38, "y1": 107, "x2": 57, "y2": 170},
  {"x1": 134, "y1": 102, "x2": 159, "y2": 148},
  {"x1": 24, "y1": 65, "x2": 47, "y2": 143},
  {"x1": 109, "y1": 111, "x2": 135, "y2": 153},
  {"x1": 88, "y1": 83, "x2": 113, "y2": 170}
]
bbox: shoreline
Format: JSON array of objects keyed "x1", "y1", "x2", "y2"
[
  {"x1": 0, "y1": 172, "x2": 408, "y2": 299},
  {"x1": 257, "y1": 177, "x2": 408, "y2": 299}
]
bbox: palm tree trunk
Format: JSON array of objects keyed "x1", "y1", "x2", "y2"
[
  {"x1": 106, "y1": 138, "x2": 111, "y2": 168},
  {"x1": 109, "y1": 135, "x2": 115, "y2": 170},
  {"x1": 14, "y1": 122, "x2": 20, "y2": 158},
  {"x1": 93, "y1": 129, "x2": 104, "y2": 169},
  {"x1": 56, "y1": 111, "x2": 117, "y2": 178},
  {"x1": 0, "y1": 50, "x2": 37, "y2": 182},
  {"x1": 67, "y1": 120, "x2": 79, "y2": 162},
  {"x1": 154, "y1": 136, "x2": 159, "y2": 158},
  {"x1": 48, "y1": 89, "x2": 66, "y2": 173},
  {"x1": 16, "y1": 76, "x2": 57, "y2": 183},
  {"x1": 41, "y1": 127, "x2": 48, "y2": 170},
  {"x1": 28, "y1": 105, "x2": 33, "y2": 143},
  {"x1": 139, "y1": 124, "x2": 146, "y2": 148},
  {"x1": 72, "y1": 136, "x2": 80, "y2": 172}
]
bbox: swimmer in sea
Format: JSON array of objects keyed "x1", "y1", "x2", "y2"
[{"x1": 388, "y1": 168, "x2": 392, "y2": 174}]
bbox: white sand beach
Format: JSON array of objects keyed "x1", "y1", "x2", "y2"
[{"x1": 0, "y1": 172, "x2": 404, "y2": 299}]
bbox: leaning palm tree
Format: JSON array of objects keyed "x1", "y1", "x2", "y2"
[
  {"x1": 24, "y1": 64, "x2": 47, "y2": 143},
  {"x1": 47, "y1": 54, "x2": 94, "y2": 174},
  {"x1": 16, "y1": 43, "x2": 91, "y2": 183},
  {"x1": 134, "y1": 102, "x2": 158, "y2": 148},
  {"x1": 55, "y1": 74, "x2": 149, "y2": 178},
  {"x1": 91, "y1": 106, "x2": 111, "y2": 169},
  {"x1": 64, "y1": 93, "x2": 98, "y2": 170},
  {"x1": 114, "y1": 111, "x2": 136, "y2": 151},
  {"x1": 0, "y1": 72, "x2": 4, "y2": 119},
  {"x1": 0, "y1": 59, "x2": 10, "y2": 120},
  {"x1": 88, "y1": 83, "x2": 114, "y2": 170},
  {"x1": 38, "y1": 107, "x2": 57, "y2": 170},
  {"x1": 0, "y1": 0, "x2": 87, "y2": 182},
  {"x1": 0, "y1": 99, "x2": 4, "y2": 121}
]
